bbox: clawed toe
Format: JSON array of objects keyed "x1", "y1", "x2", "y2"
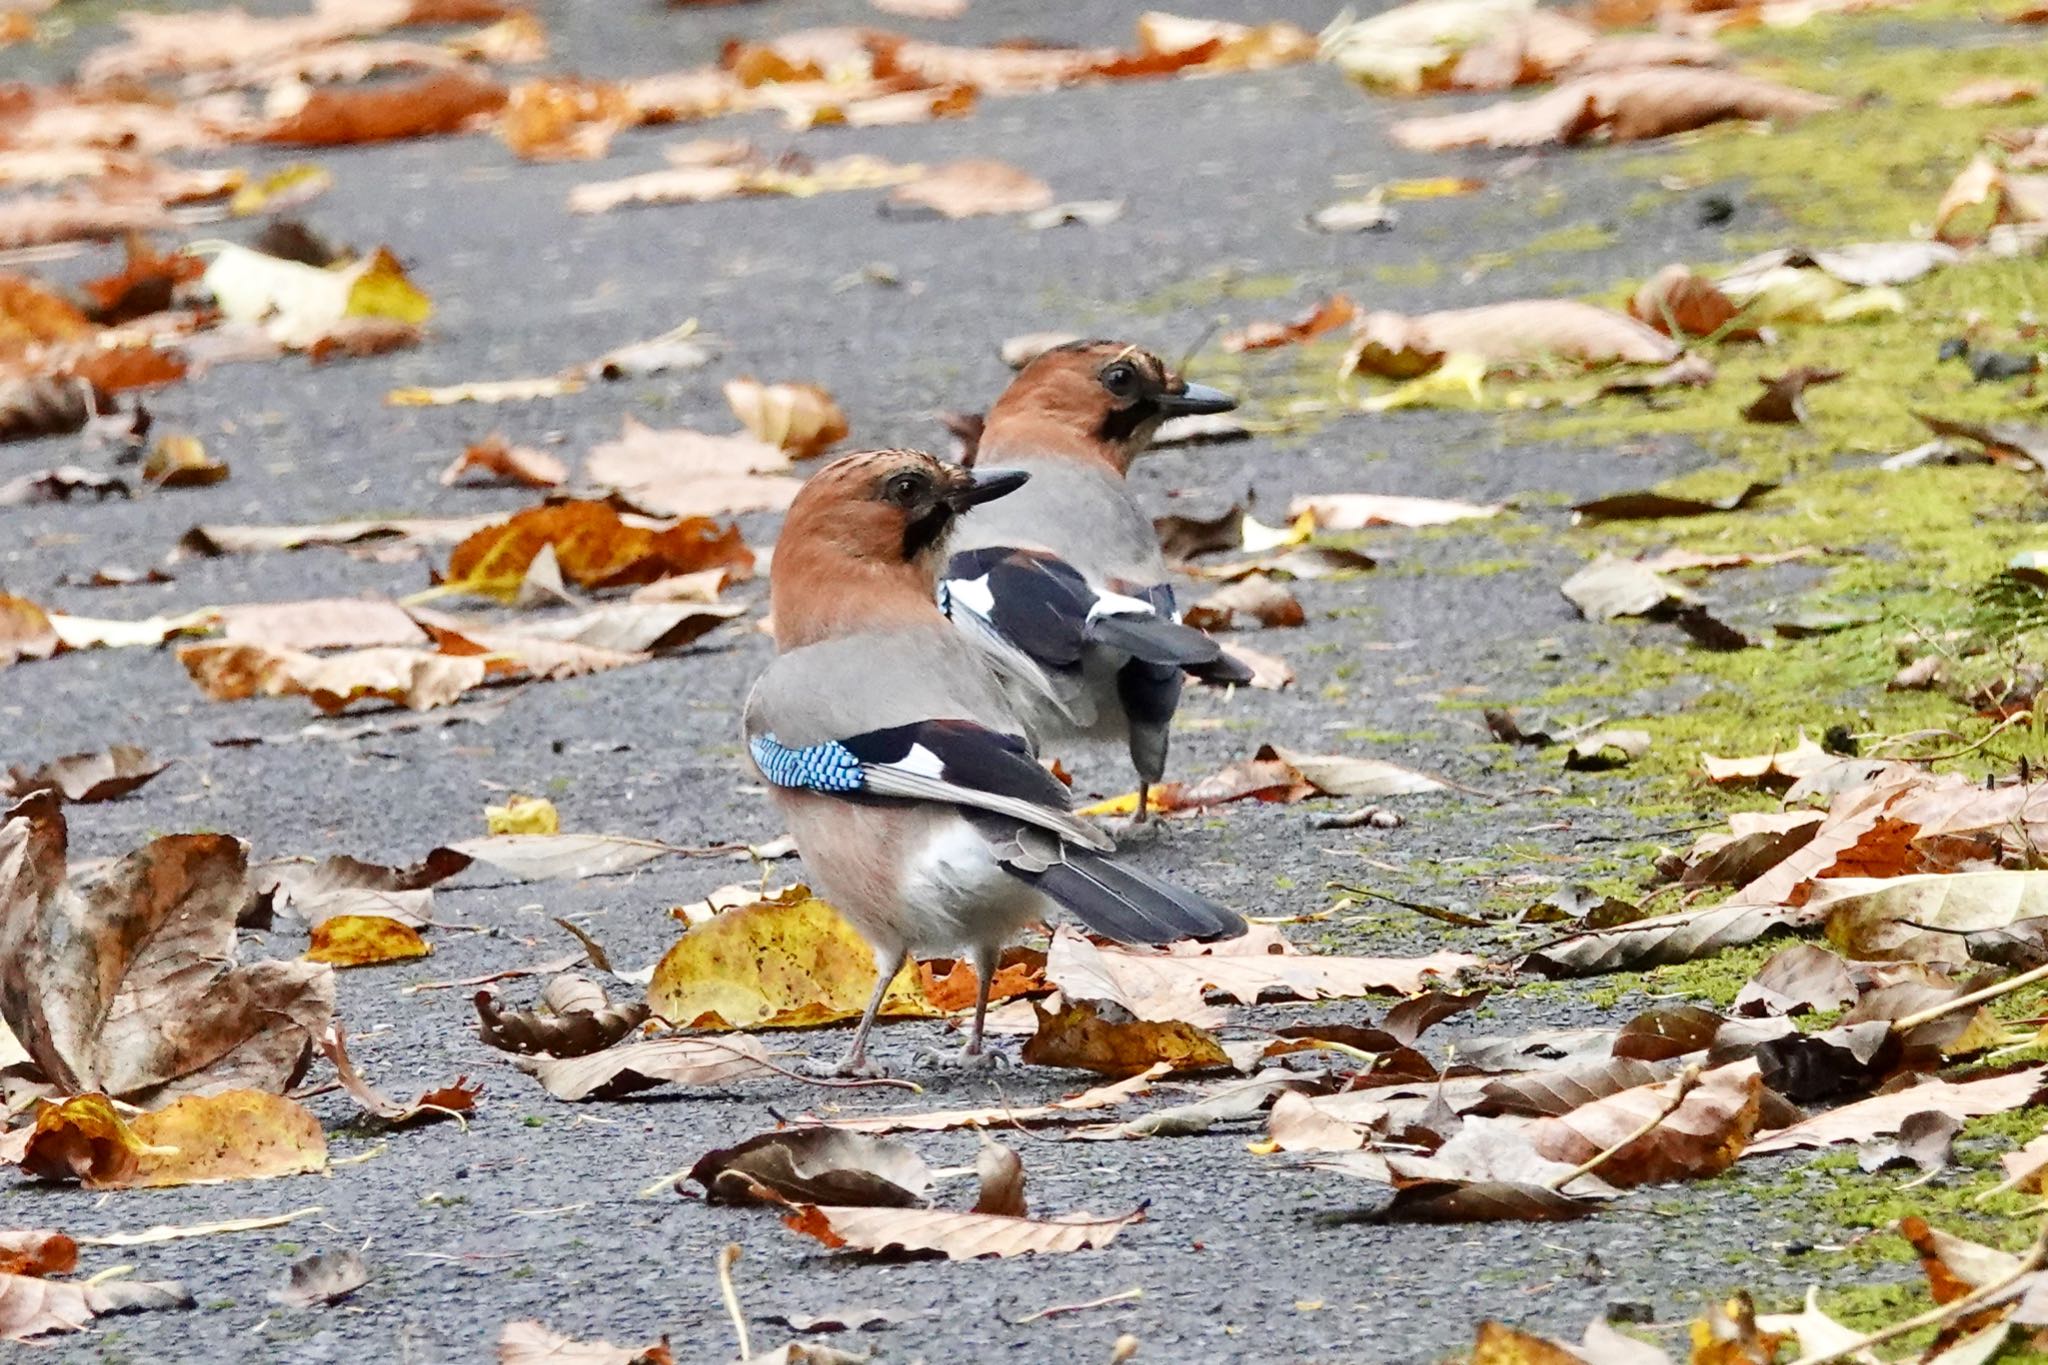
[
  {"x1": 801, "y1": 1053, "x2": 891, "y2": 1080},
  {"x1": 916, "y1": 1044, "x2": 1010, "y2": 1073}
]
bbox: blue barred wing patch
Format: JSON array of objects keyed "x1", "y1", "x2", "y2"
[{"x1": 749, "y1": 734, "x2": 864, "y2": 794}]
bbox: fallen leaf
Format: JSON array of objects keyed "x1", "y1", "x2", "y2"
[
  {"x1": 884, "y1": 160, "x2": 1054, "y2": 218},
  {"x1": 1858, "y1": 1109, "x2": 1962, "y2": 1176},
  {"x1": 1183, "y1": 575, "x2": 1304, "y2": 631},
  {"x1": 486, "y1": 794, "x2": 558, "y2": 836},
  {"x1": 433, "y1": 832, "x2": 681, "y2": 882},
  {"x1": 498, "y1": 77, "x2": 631, "y2": 160},
  {"x1": 1290, "y1": 493, "x2": 1503, "y2": 529},
  {"x1": 306, "y1": 914, "x2": 431, "y2": 967},
  {"x1": 22, "y1": 1090, "x2": 326, "y2": 1189},
  {"x1": 388, "y1": 376, "x2": 584, "y2": 405},
  {"x1": 178, "y1": 514, "x2": 498, "y2": 558},
  {"x1": 140, "y1": 433, "x2": 226, "y2": 488},
  {"x1": 1628, "y1": 264, "x2": 1748, "y2": 339},
  {"x1": 442, "y1": 500, "x2": 752, "y2": 600},
  {"x1": 973, "y1": 1141, "x2": 1027, "y2": 1217},
  {"x1": 1742, "y1": 366, "x2": 1844, "y2": 425},
  {"x1": 1563, "y1": 728, "x2": 1651, "y2": 771},
  {"x1": 513, "y1": 1033, "x2": 770, "y2": 1101},
  {"x1": 1732, "y1": 942, "x2": 1857, "y2": 1019},
  {"x1": 439, "y1": 435, "x2": 566, "y2": 489},
  {"x1": 0, "y1": 794, "x2": 333, "y2": 1103},
  {"x1": 217, "y1": 598, "x2": 427, "y2": 652},
  {"x1": 645, "y1": 886, "x2": 938, "y2": 1031},
  {"x1": 1817, "y1": 871, "x2": 2048, "y2": 964},
  {"x1": 0, "y1": 1231, "x2": 74, "y2": 1278},
  {"x1": 578, "y1": 321, "x2": 717, "y2": 381},
  {"x1": 1345, "y1": 300, "x2": 1676, "y2": 378},
  {"x1": 0, "y1": 374, "x2": 93, "y2": 442},
  {"x1": 1746, "y1": 1067, "x2": 2047, "y2": 1155},
  {"x1": 1530, "y1": 1064, "x2": 1760, "y2": 1185},
  {"x1": 780, "y1": 1201, "x2": 1143, "y2": 1259},
  {"x1": 1049, "y1": 924, "x2": 1478, "y2": 1009},
  {"x1": 1023, "y1": 198, "x2": 1123, "y2": 229},
  {"x1": 0, "y1": 1267, "x2": 190, "y2": 1342},
  {"x1": 317, "y1": 1025, "x2": 477, "y2": 1126},
  {"x1": 0, "y1": 466, "x2": 129, "y2": 507},
  {"x1": 203, "y1": 244, "x2": 431, "y2": 348},
  {"x1": 263, "y1": 69, "x2": 507, "y2": 145},
  {"x1": 475, "y1": 979, "x2": 651, "y2": 1057},
  {"x1": 274, "y1": 1250, "x2": 367, "y2": 1308},
  {"x1": 498, "y1": 1320, "x2": 674, "y2": 1365},
  {"x1": 723, "y1": 377, "x2": 849, "y2": 458},
  {"x1": 689, "y1": 1129, "x2": 932, "y2": 1206},
  {"x1": 1222, "y1": 294, "x2": 1357, "y2": 352},
  {"x1": 584, "y1": 416, "x2": 797, "y2": 520},
  {"x1": 1021, "y1": 997, "x2": 1231, "y2": 1076},
  {"x1": 179, "y1": 641, "x2": 490, "y2": 713},
  {"x1": 1524, "y1": 900, "x2": 1823, "y2": 977},
  {"x1": 1942, "y1": 77, "x2": 2040, "y2": 108},
  {"x1": 1390, "y1": 69, "x2": 1835, "y2": 151},
  {"x1": 1308, "y1": 191, "x2": 1397, "y2": 233},
  {"x1": 1571, "y1": 481, "x2": 1775, "y2": 523},
  {"x1": 1561, "y1": 553, "x2": 1692, "y2": 620},
  {"x1": 3, "y1": 746, "x2": 167, "y2": 804}
]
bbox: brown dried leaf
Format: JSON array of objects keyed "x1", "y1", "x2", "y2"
[
  {"x1": 443, "y1": 500, "x2": 754, "y2": 600},
  {"x1": 1571, "y1": 481, "x2": 1775, "y2": 523},
  {"x1": 1742, "y1": 366, "x2": 1845, "y2": 426},
  {"x1": 780, "y1": 1201, "x2": 1142, "y2": 1259},
  {"x1": 316, "y1": 1026, "x2": 478, "y2": 1127},
  {"x1": 217, "y1": 598, "x2": 427, "y2": 652},
  {"x1": 1817, "y1": 871, "x2": 2048, "y2": 964},
  {"x1": 3, "y1": 745, "x2": 166, "y2": 804},
  {"x1": 1291, "y1": 492, "x2": 1503, "y2": 529},
  {"x1": 513, "y1": 1034, "x2": 770, "y2": 1101},
  {"x1": 1021, "y1": 997, "x2": 1232, "y2": 1076},
  {"x1": 439, "y1": 435, "x2": 566, "y2": 489},
  {"x1": 1390, "y1": 68, "x2": 1835, "y2": 151},
  {"x1": 1699, "y1": 736, "x2": 1833, "y2": 791},
  {"x1": 1530, "y1": 1064, "x2": 1759, "y2": 1185},
  {"x1": 1523, "y1": 900, "x2": 1822, "y2": 977},
  {"x1": 688, "y1": 1129, "x2": 932, "y2": 1207},
  {"x1": 179, "y1": 641, "x2": 489, "y2": 714},
  {"x1": 474, "y1": 984, "x2": 651, "y2": 1058},
  {"x1": 262, "y1": 69, "x2": 508, "y2": 146},
  {"x1": 0, "y1": 795, "x2": 333, "y2": 1103},
  {"x1": 498, "y1": 78, "x2": 630, "y2": 161},
  {"x1": 0, "y1": 374, "x2": 92, "y2": 442},
  {"x1": 1732, "y1": 943, "x2": 1857, "y2": 1016},
  {"x1": 0, "y1": 1231, "x2": 74, "y2": 1278},
  {"x1": 497, "y1": 1320, "x2": 674, "y2": 1365},
  {"x1": 1346, "y1": 300, "x2": 1676, "y2": 379},
  {"x1": 0, "y1": 1266, "x2": 189, "y2": 1342},
  {"x1": 972, "y1": 1141, "x2": 1027, "y2": 1217},
  {"x1": 1049, "y1": 924, "x2": 1480, "y2": 1009},
  {"x1": 274, "y1": 1250, "x2": 367, "y2": 1309},
  {"x1": 722, "y1": 377, "x2": 849, "y2": 458},
  {"x1": 1628, "y1": 264, "x2": 1749, "y2": 339},
  {"x1": 584, "y1": 416, "x2": 795, "y2": 520},
  {"x1": 1746, "y1": 1066, "x2": 2048, "y2": 1155},
  {"x1": 1183, "y1": 575, "x2": 1304, "y2": 631},
  {"x1": 884, "y1": 160, "x2": 1054, "y2": 219},
  {"x1": 1221, "y1": 294, "x2": 1357, "y2": 352}
]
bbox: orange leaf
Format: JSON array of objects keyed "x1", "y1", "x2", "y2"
[
  {"x1": 0, "y1": 274, "x2": 92, "y2": 361},
  {"x1": 263, "y1": 70, "x2": 508, "y2": 146},
  {"x1": 442, "y1": 499, "x2": 753, "y2": 600},
  {"x1": 306, "y1": 914, "x2": 431, "y2": 967}
]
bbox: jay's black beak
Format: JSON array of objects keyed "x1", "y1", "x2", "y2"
[
  {"x1": 1158, "y1": 381, "x2": 1237, "y2": 416},
  {"x1": 948, "y1": 466, "x2": 1029, "y2": 510}
]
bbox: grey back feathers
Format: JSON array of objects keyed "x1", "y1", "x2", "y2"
[{"x1": 949, "y1": 455, "x2": 1164, "y2": 587}]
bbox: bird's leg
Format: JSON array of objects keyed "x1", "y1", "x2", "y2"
[
  {"x1": 1132, "y1": 781, "x2": 1152, "y2": 826},
  {"x1": 828, "y1": 947, "x2": 906, "y2": 1078},
  {"x1": 964, "y1": 942, "x2": 999, "y2": 1059}
]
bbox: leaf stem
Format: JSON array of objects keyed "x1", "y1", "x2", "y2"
[
  {"x1": 1545, "y1": 1063, "x2": 1702, "y2": 1192},
  {"x1": 715, "y1": 1244, "x2": 751, "y2": 1362},
  {"x1": 1893, "y1": 959, "x2": 2048, "y2": 1033}
]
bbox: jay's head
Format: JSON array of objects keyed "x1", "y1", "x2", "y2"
[
  {"x1": 783, "y1": 446, "x2": 1028, "y2": 569},
  {"x1": 979, "y1": 341, "x2": 1235, "y2": 475},
  {"x1": 774, "y1": 449, "x2": 1028, "y2": 648}
]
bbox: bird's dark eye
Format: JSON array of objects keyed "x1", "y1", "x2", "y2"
[
  {"x1": 1100, "y1": 362, "x2": 1139, "y2": 399},
  {"x1": 884, "y1": 472, "x2": 927, "y2": 506}
]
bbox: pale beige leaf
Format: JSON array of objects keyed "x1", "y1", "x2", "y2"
[
  {"x1": 1746, "y1": 1067, "x2": 2048, "y2": 1155},
  {"x1": 1817, "y1": 871, "x2": 2048, "y2": 964},
  {"x1": 782, "y1": 1202, "x2": 1142, "y2": 1258},
  {"x1": 885, "y1": 160, "x2": 1053, "y2": 219},
  {"x1": 515, "y1": 1034, "x2": 770, "y2": 1100},
  {"x1": 1290, "y1": 493, "x2": 1503, "y2": 529},
  {"x1": 216, "y1": 599, "x2": 426, "y2": 651}
]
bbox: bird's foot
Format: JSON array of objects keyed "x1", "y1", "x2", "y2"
[
  {"x1": 799, "y1": 1052, "x2": 891, "y2": 1081},
  {"x1": 1115, "y1": 813, "x2": 1170, "y2": 842},
  {"x1": 914, "y1": 1042, "x2": 1011, "y2": 1074}
]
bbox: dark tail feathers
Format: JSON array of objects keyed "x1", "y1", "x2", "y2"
[
  {"x1": 1088, "y1": 613, "x2": 1227, "y2": 672},
  {"x1": 1021, "y1": 851, "x2": 1245, "y2": 945},
  {"x1": 1183, "y1": 651, "x2": 1255, "y2": 687}
]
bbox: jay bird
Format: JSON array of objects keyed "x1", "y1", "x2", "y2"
[
  {"x1": 745, "y1": 448, "x2": 1245, "y2": 1075},
  {"x1": 941, "y1": 341, "x2": 1252, "y2": 821}
]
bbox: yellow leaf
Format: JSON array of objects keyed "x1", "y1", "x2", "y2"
[
  {"x1": 1359, "y1": 352, "x2": 1488, "y2": 412},
  {"x1": 305, "y1": 914, "x2": 431, "y2": 967},
  {"x1": 22, "y1": 1091, "x2": 326, "y2": 1190},
  {"x1": 1020, "y1": 998, "x2": 1229, "y2": 1076},
  {"x1": 229, "y1": 164, "x2": 332, "y2": 217},
  {"x1": 485, "y1": 794, "x2": 559, "y2": 836},
  {"x1": 644, "y1": 885, "x2": 938, "y2": 1030},
  {"x1": 440, "y1": 500, "x2": 753, "y2": 602},
  {"x1": 1384, "y1": 176, "x2": 1485, "y2": 200},
  {"x1": 344, "y1": 247, "x2": 432, "y2": 326},
  {"x1": 1074, "y1": 789, "x2": 1169, "y2": 818},
  {"x1": 387, "y1": 377, "x2": 584, "y2": 405}
]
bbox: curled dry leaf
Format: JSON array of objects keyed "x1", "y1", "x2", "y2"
[
  {"x1": 1291, "y1": 492, "x2": 1502, "y2": 529},
  {"x1": 498, "y1": 1320, "x2": 674, "y2": 1364},
  {"x1": 1183, "y1": 575, "x2": 1304, "y2": 631},
  {"x1": 781, "y1": 1201, "x2": 1143, "y2": 1259},
  {"x1": 1389, "y1": 68, "x2": 1834, "y2": 151},
  {"x1": 973, "y1": 1141, "x2": 1027, "y2": 1217},
  {"x1": 0, "y1": 794, "x2": 333, "y2": 1103},
  {"x1": 1051, "y1": 924, "x2": 1479, "y2": 1009},
  {"x1": 1523, "y1": 900, "x2": 1822, "y2": 977},
  {"x1": 262, "y1": 69, "x2": 508, "y2": 145},
  {"x1": 180, "y1": 641, "x2": 490, "y2": 714},
  {"x1": 274, "y1": 1250, "x2": 368, "y2": 1309},
  {"x1": 1530, "y1": 1064, "x2": 1760, "y2": 1186},
  {"x1": 585, "y1": 416, "x2": 796, "y2": 520},
  {"x1": 439, "y1": 435, "x2": 566, "y2": 489},
  {"x1": 645, "y1": 885, "x2": 938, "y2": 1030},
  {"x1": 1732, "y1": 942, "x2": 1857, "y2": 1018},
  {"x1": 306, "y1": 914, "x2": 431, "y2": 966},
  {"x1": 688, "y1": 1129, "x2": 932, "y2": 1207},
  {"x1": 1571, "y1": 481, "x2": 1775, "y2": 523},
  {"x1": 513, "y1": 1033, "x2": 770, "y2": 1101},
  {"x1": 0, "y1": 1267, "x2": 191, "y2": 1343},
  {"x1": 1816, "y1": 871, "x2": 2048, "y2": 965},
  {"x1": 1346, "y1": 299, "x2": 1676, "y2": 379},
  {"x1": 1021, "y1": 996, "x2": 1231, "y2": 1076},
  {"x1": 884, "y1": 159, "x2": 1054, "y2": 219},
  {"x1": 1746, "y1": 1066, "x2": 2047, "y2": 1155},
  {"x1": 723, "y1": 377, "x2": 849, "y2": 459},
  {"x1": 21, "y1": 1090, "x2": 327, "y2": 1189},
  {"x1": 1561, "y1": 553, "x2": 1692, "y2": 621},
  {"x1": 0, "y1": 1231, "x2": 75, "y2": 1278},
  {"x1": 1629, "y1": 264, "x2": 1748, "y2": 339},
  {"x1": 475, "y1": 981, "x2": 651, "y2": 1057},
  {"x1": 1742, "y1": 366, "x2": 1845, "y2": 426},
  {"x1": 442, "y1": 500, "x2": 752, "y2": 600},
  {"x1": 1221, "y1": 294, "x2": 1357, "y2": 352},
  {"x1": 3, "y1": 745, "x2": 166, "y2": 803},
  {"x1": 319, "y1": 1025, "x2": 478, "y2": 1127}
]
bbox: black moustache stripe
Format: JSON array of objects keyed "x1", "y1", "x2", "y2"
[
  {"x1": 901, "y1": 503, "x2": 954, "y2": 559},
  {"x1": 1098, "y1": 398, "x2": 1158, "y2": 445}
]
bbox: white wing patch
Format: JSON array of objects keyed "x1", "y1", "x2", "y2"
[
  {"x1": 883, "y1": 743, "x2": 948, "y2": 780},
  {"x1": 943, "y1": 574, "x2": 997, "y2": 620},
  {"x1": 1085, "y1": 588, "x2": 1157, "y2": 622}
]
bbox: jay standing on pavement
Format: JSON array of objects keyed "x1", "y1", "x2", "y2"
[
  {"x1": 942, "y1": 341, "x2": 1251, "y2": 821},
  {"x1": 745, "y1": 449, "x2": 1244, "y2": 1076}
]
